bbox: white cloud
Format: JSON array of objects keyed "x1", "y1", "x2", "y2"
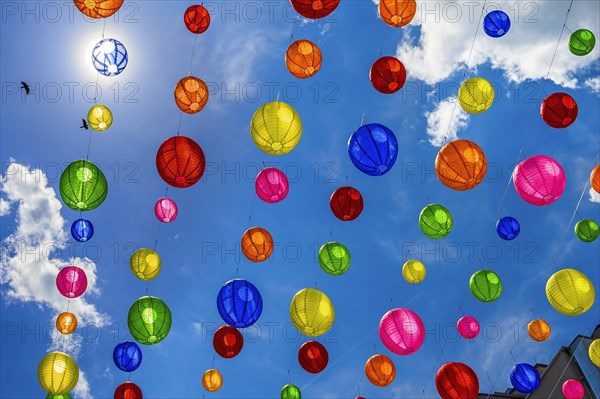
[
  {"x1": 0, "y1": 197, "x2": 11, "y2": 216},
  {"x1": 589, "y1": 187, "x2": 600, "y2": 204},
  {"x1": 584, "y1": 76, "x2": 600, "y2": 93},
  {"x1": 192, "y1": 322, "x2": 203, "y2": 335},
  {"x1": 424, "y1": 96, "x2": 470, "y2": 147}
]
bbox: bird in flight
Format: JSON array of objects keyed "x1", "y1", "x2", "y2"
[
  {"x1": 80, "y1": 119, "x2": 89, "y2": 130},
  {"x1": 20, "y1": 81, "x2": 30, "y2": 95}
]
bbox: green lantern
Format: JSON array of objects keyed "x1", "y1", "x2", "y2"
[
  {"x1": 318, "y1": 242, "x2": 351, "y2": 275},
  {"x1": 281, "y1": 384, "x2": 301, "y2": 399},
  {"x1": 575, "y1": 219, "x2": 599, "y2": 242},
  {"x1": 569, "y1": 29, "x2": 596, "y2": 56},
  {"x1": 128, "y1": 296, "x2": 172, "y2": 345},
  {"x1": 470, "y1": 270, "x2": 502, "y2": 302},
  {"x1": 419, "y1": 204, "x2": 453, "y2": 239},
  {"x1": 47, "y1": 394, "x2": 72, "y2": 399},
  {"x1": 59, "y1": 160, "x2": 108, "y2": 211}
]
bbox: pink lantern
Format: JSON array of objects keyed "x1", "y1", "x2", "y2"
[
  {"x1": 562, "y1": 379, "x2": 584, "y2": 399},
  {"x1": 154, "y1": 197, "x2": 178, "y2": 223},
  {"x1": 457, "y1": 316, "x2": 480, "y2": 339},
  {"x1": 512, "y1": 155, "x2": 566, "y2": 206},
  {"x1": 255, "y1": 167, "x2": 289, "y2": 203},
  {"x1": 379, "y1": 308, "x2": 425, "y2": 355},
  {"x1": 56, "y1": 266, "x2": 88, "y2": 298}
]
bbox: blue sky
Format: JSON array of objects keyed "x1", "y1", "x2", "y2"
[{"x1": 1, "y1": 1, "x2": 599, "y2": 398}]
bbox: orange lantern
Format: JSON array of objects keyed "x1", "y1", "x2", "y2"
[
  {"x1": 73, "y1": 0, "x2": 124, "y2": 19},
  {"x1": 379, "y1": 0, "x2": 417, "y2": 27},
  {"x1": 286, "y1": 40, "x2": 322, "y2": 79},
  {"x1": 184, "y1": 5, "x2": 210, "y2": 34},
  {"x1": 174, "y1": 76, "x2": 209, "y2": 114},
  {"x1": 590, "y1": 164, "x2": 600, "y2": 194},
  {"x1": 527, "y1": 319, "x2": 551, "y2": 342},
  {"x1": 365, "y1": 354, "x2": 396, "y2": 387},
  {"x1": 241, "y1": 227, "x2": 274, "y2": 262},
  {"x1": 56, "y1": 312, "x2": 78, "y2": 335},
  {"x1": 202, "y1": 369, "x2": 223, "y2": 392},
  {"x1": 435, "y1": 139, "x2": 487, "y2": 191}
]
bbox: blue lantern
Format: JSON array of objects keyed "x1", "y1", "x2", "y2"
[
  {"x1": 496, "y1": 216, "x2": 520, "y2": 240},
  {"x1": 71, "y1": 218, "x2": 94, "y2": 242},
  {"x1": 483, "y1": 10, "x2": 511, "y2": 38},
  {"x1": 217, "y1": 279, "x2": 263, "y2": 328},
  {"x1": 92, "y1": 38, "x2": 128, "y2": 76},
  {"x1": 348, "y1": 123, "x2": 398, "y2": 176},
  {"x1": 510, "y1": 363, "x2": 540, "y2": 393},
  {"x1": 113, "y1": 341, "x2": 142, "y2": 372}
]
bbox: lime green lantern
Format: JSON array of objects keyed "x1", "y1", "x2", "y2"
[
  {"x1": 59, "y1": 160, "x2": 108, "y2": 211},
  {"x1": 128, "y1": 296, "x2": 172, "y2": 345},
  {"x1": 38, "y1": 352, "x2": 79, "y2": 395},
  {"x1": 87, "y1": 104, "x2": 113, "y2": 131},
  {"x1": 46, "y1": 395, "x2": 72, "y2": 399},
  {"x1": 281, "y1": 384, "x2": 301, "y2": 399},
  {"x1": 470, "y1": 270, "x2": 502, "y2": 302},
  {"x1": 569, "y1": 29, "x2": 596, "y2": 56},
  {"x1": 574, "y1": 219, "x2": 599, "y2": 242},
  {"x1": 318, "y1": 242, "x2": 351, "y2": 275},
  {"x1": 419, "y1": 204, "x2": 453, "y2": 239}
]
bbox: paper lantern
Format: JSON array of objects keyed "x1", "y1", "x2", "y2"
[
  {"x1": 250, "y1": 101, "x2": 302, "y2": 155},
  {"x1": 569, "y1": 29, "x2": 596, "y2": 56},
  {"x1": 56, "y1": 266, "x2": 88, "y2": 298},
  {"x1": 130, "y1": 248, "x2": 161, "y2": 281},
  {"x1": 510, "y1": 363, "x2": 540, "y2": 394},
  {"x1": 290, "y1": 288, "x2": 335, "y2": 337},
  {"x1": 217, "y1": 279, "x2": 263, "y2": 328},
  {"x1": 483, "y1": 10, "x2": 511, "y2": 37},
  {"x1": 281, "y1": 384, "x2": 301, "y2": 399},
  {"x1": 202, "y1": 369, "x2": 222, "y2": 392},
  {"x1": 379, "y1": 308, "x2": 425, "y2": 355},
  {"x1": 298, "y1": 341, "x2": 328, "y2": 374},
  {"x1": 562, "y1": 379, "x2": 585, "y2": 399},
  {"x1": 156, "y1": 136, "x2": 206, "y2": 188},
  {"x1": 87, "y1": 104, "x2": 113, "y2": 131},
  {"x1": 213, "y1": 326, "x2": 243, "y2": 359},
  {"x1": 402, "y1": 259, "x2": 426, "y2": 284},
  {"x1": 241, "y1": 227, "x2": 274, "y2": 262},
  {"x1": 127, "y1": 296, "x2": 172, "y2": 345},
  {"x1": 458, "y1": 77, "x2": 494, "y2": 114},
  {"x1": 365, "y1": 354, "x2": 396, "y2": 387},
  {"x1": 56, "y1": 312, "x2": 77, "y2": 335},
  {"x1": 73, "y1": 0, "x2": 124, "y2": 18},
  {"x1": 174, "y1": 76, "x2": 208, "y2": 114},
  {"x1": 590, "y1": 164, "x2": 600, "y2": 194},
  {"x1": 318, "y1": 242, "x2": 351, "y2": 276},
  {"x1": 369, "y1": 57, "x2": 407, "y2": 94},
  {"x1": 469, "y1": 269, "x2": 502, "y2": 302},
  {"x1": 114, "y1": 382, "x2": 142, "y2": 399},
  {"x1": 419, "y1": 204, "x2": 452, "y2": 239},
  {"x1": 348, "y1": 123, "x2": 398, "y2": 175},
  {"x1": 92, "y1": 38, "x2": 127, "y2": 76},
  {"x1": 71, "y1": 219, "x2": 94, "y2": 242},
  {"x1": 589, "y1": 339, "x2": 600, "y2": 367},
  {"x1": 290, "y1": 0, "x2": 339, "y2": 19},
  {"x1": 457, "y1": 316, "x2": 480, "y2": 339},
  {"x1": 184, "y1": 5, "x2": 210, "y2": 34},
  {"x1": 540, "y1": 92, "x2": 578, "y2": 128},
  {"x1": 46, "y1": 394, "x2": 72, "y2": 399},
  {"x1": 546, "y1": 268, "x2": 595, "y2": 316},
  {"x1": 330, "y1": 186, "x2": 364, "y2": 221},
  {"x1": 38, "y1": 352, "x2": 79, "y2": 395},
  {"x1": 113, "y1": 341, "x2": 142, "y2": 372},
  {"x1": 436, "y1": 362, "x2": 479, "y2": 399},
  {"x1": 378, "y1": 0, "x2": 417, "y2": 27},
  {"x1": 255, "y1": 167, "x2": 289, "y2": 203},
  {"x1": 286, "y1": 39, "x2": 322, "y2": 79},
  {"x1": 496, "y1": 216, "x2": 520, "y2": 240},
  {"x1": 574, "y1": 219, "x2": 599, "y2": 242},
  {"x1": 60, "y1": 160, "x2": 108, "y2": 211},
  {"x1": 154, "y1": 197, "x2": 178, "y2": 223},
  {"x1": 512, "y1": 155, "x2": 566, "y2": 206},
  {"x1": 435, "y1": 139, "x2": 487, "y2": 190},
  {"x1": 527, "y1": 319, "x2": 551, "y2": 342}
]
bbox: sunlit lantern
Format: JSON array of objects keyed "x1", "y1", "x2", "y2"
[
  {"x1": 318, "y1": 242, "x2": 351, "y2": 276},
  {"x1": 469, "y1": 269, "x2": 502, "y2": 302},
  {"x1": 113, "y1": 341, "x2": 142, "y2": 372},
  {"x1": 38, "y1": 352, "x2": 79, "y2": 395},
  {"x1": 92, "y1": 38, "x2": 127, "y2": 76},
  {"x1": 290, "y1": 0, "x2": 340, "y2": 19},
  {"x1": 60, "y1": 160, "x2": 108, "y2": 211},
  {"x1": 540, "y1": 92, "x2": 578, "y2": 128},
  {"x1": 348, "y1": 123, "x2": 398, "y2": 175},
  {"x1": 127, "y1": 296, "x2": 172, "y2": 345},
  {"x1": 298, "y1": 341, "x2": 328, "y2": 374},
  {"x1": 217, "y1": 279, "x2": 263, "y2": 328},
  {"x1": 546, "y1": 268, "x2": 595, "y2": 316},
  {"x1": 202, "y1": 369, "x2": 223, "y2": 392},
  {"x1": 286, "y1": 39, "x2": 322, "y2": 79},
  {"x1": 71, "y1": 219, "x2": 94, "y2": 242},
  {"x1": 379, "y1": 308, "x2": 425, "y2": 355},
  {"x1": 590, "y1": 164, "x2": 600, "y2": 194},
  {"x1": 574, "y1": 219, "x2": 599, "y2": 242},
  {"x1": 56, "y1": 266, "x2": 88, "y2": 298},
  {"x1": 114, "y1": 382, "x2": 142, "y2": 399},
  {"x1": 56, "y1": 312, "x2": 77, "y2": 335},
  {"x1": 402, "y1": 259, "x2": 426, "y2": 284},
  {"x1": 330, "y1": 186, "x2": 364, "y2": 221},
  {"x1": 87, "y1": 104, "x2": 112, "y2": 131},
  {"x1": 184, "y1": 5, "x2": 210, "y2": 34},
  {"x1": 562, "y1": 379, "x2": 585, "y2": 399},
  {"x1": 512, "y1": 155, "x2": 566, "y2": 206},
  {"x1": 458, "y1": 77, "x2": 494, "y2": 114},
  {"x1": 365, "y1": 354, "x2": 396, "y2": 387},
  {"x1": 250, "y1": 101, "x2": 302, "y2": 155},
  {"x1": 154, "y1": 197, "x2": 178, "y2": 223},
  {"x1": 213, "y1": 326, "x2": 243, "y2": 359},
  {"x1": 589, "y1": 339, "x2": 600, "y2": 367},
  {"x1": 241, "y1": 227, "x2": 274, "y2": 262},
  {"x1": 174, "y1": 76, "x2": 209, "y2": 114},
  {"x1": 130, "y1": 248, "x2": 161, "y2": 281},
  {"x1": 569, "y1": 29, "x2": 596, "y2": 56},
  {"x1": 74, "y1": 0, "x2": 124, "y2": 18},
  {"x1": 281, "y1": 384, "x2": 301, "y2": 399},
  {"x1": 510, "y1": 363, "x2": 540, "y2": 394},
  {"x1": 419, "y1": 204, "x2": 452, "y2": 239},
  {"x1": 527, "y1": 319, "x2": 551, "y2": 342},
  {"x1": 436, "y1": 362, "x2": 479, "y2": 399},
  {"x1": 156, "y1": 136, "x2": 206, "y2": 188},
  {"x1": 290, "y1": 288, "x2": 335, "y2": 337},
  {"x1": 378, "y1": 0, "x2": 417, "y2": 27},
  {"x1": 255, "y1": 167, "x2": 289, "y2": 203},
  {"x1": 457, "y1": 316, "x2": 480, "y2": 339},
  {"x1": 435, "y1": 139, "x2": 487, "y2": 190},
  {"x1": 370, "y1": 57, "x2": 407, "y2": 94}
]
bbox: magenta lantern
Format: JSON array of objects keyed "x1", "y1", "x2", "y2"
[
  {"x1": 562, "y1": 379, "x2": 584, "y2": 399},
  {"x1": 154, "y1": 197, "x2": 178, "y2": 223},
  {"x1": 255, "y1": 167, "x2": 289, "y2": 203},
  {"x1": 378, "y1": 308, "x2": 425, "y2": 355},
  {"x1": 512, "y1": 155, "x2": 566, "y2": 206},
  {"x1": 56, "y1": 266, "x2": 88, "y2": 298},
  {"x1": 457, "y1": 316, "x2": 480, "y2": 339}
]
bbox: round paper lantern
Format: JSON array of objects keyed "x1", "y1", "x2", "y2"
[
  {"x1": 74, "y1": 0, "x2": 123, "y2": 18},
  {"x1": 590, "y1": 164, "x2": 600, "y2": 194},
  {"x1": 402, "y1": 259, "x2": 426, "y2": 284},
  {"x1": 56, "y1": 312, "x2": 77, "y2": 335},
  {"x1": 202, "y1": 369, "x2": 222, "y2": 392},
  {"x1": 290, "y1": 0, "x2": 339, "y2": 19},
  {"x1": 286, "y1": 39, "x2": 322, "y2": 79},
  {"x1": 483, "y1": 10, "x2": 511, "y2": 38},
  {"x1": 435, "y1": 139, "x2": 487, "y2": 190},
  {"x1": 156, "y1": 136, "x2": 206, "y2": 188},
  {"x1": 510, "y1": 363, "x2": 540, "y2": 394},
  {"x1": 217, "y1": 279, "x2": 263, "y2": 328},
  {"x1": 369, "y1": 57, "x2": 407, "y2": 94},
  {"x1": 298, "y1": 341, "x2": 328, "y2": 373},
  {"x1": 46, "y1": 394, "x2": 72, "y2": 399},
  {"x1": 436, "y1": 362, "x2": 479, "y2": 399},
  {"x1": 569, "y1": 29, "x2": 596, "y2": 56},
  {"x1": 348, "y1": 123, "x2": 398, "y2": 176},
  {"x1": 330, "y1": 186, "x2": 364, "y2": 221},
  {"x1": 458, "y1": 77, "x2": 494, "y2": 114},
  {"x1": 419, "y1": 204, "x2": 452, "y2": 239},
  {"x1": 527, "y1": 319, "x2": 551, "y2": 342},
  {"x1": 114, "y1": 382, "x2": 142, "y2": 399},
  {"x1": 365, "y1": 354, "x2": 396, "y2": 387},
  {"x1": 71, "y1": 219, "x2": 94, "y2": 242},
  {"x1": 113, "y1": 341, "x2": 142, "y2": 373},
  {"x1": 241, "y1": 227, "x2": 274, "y2": 262},
  {"x1": 184, "y1": 5, "x2": 210, "y2": 34},
  {"x1": 250, "y1": 101, "x2": 302, "y2": 155},
  {"x1": 60, "y1": 160, "x2": 108, "y2": 211},
  {"x1": 379, "y1": 0, "x2": 417, "y2": 27},
  {"x1": 255, "y1": 167, "x2": 289, "y2": 203},
  {"x1": 546, "y1": 268, "x2": 595, "y2": 316},
  {"x1": 512, "y1": 155, "x2": 566, "y2": 206},
  {"x1": 574, "y1": 219, "x2": 599, "y2": 242},
  {"x1": 290, "y1": 288, "x2": 335, "y2": 337},
  {"x1": 130, "y1": 248, "x2": 161, "y2": 281},
  {"x1": 540, "y1": 92, "x2": 578, "y2": 128},
  {"x1": 38, "y1": 352, "x2": 79, "y2": 395},
  {"x1": 213, "y1": 326, "x2": 243, "y2": 359},
  {"x1": 589, "y1": 339, "x2": 600, "y2": 367},
  {"x1": 92, "y1": 38, "x2": 127, "y2": 76},
  {"x1": 470, "y1": 270, "x2": 502, "y2": 302},
  {"x1": 318, "y1": 242, "x2": 351, "y2": 276},
  {"x1": 457, "y1": 316, "x2": 480, "y2": 339},
  {"x1": 496, "y1": 216, "x2": 520, "y2": 241},
  {"x1": 174, "y1": 76, "x2": 208, "y2": 114},
  {"x1": 379, "y1": 308, "x2": 425, "y2": 355},
  {"x1": 127, "y1": 296, "x2": 172, "y2": 345},
  {"x1": 56, "y1": 266, "x2": 88, "y2": 298},
  {"x1": 154, "y1": 197, "x2": 178, "y2": 223},
  {"x1": 562, "y1": 379, "x2": 585, "y2": 399},
  {"x1": 281, "y1": 384, "x2": 301, "y2": 399},
  {"x1": 87, "y1": 104, "x2": 112, "y2": 132}
]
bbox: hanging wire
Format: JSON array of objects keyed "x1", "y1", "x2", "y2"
[
  {"x1": 359, "y1": 27, "x2": 389, "y2": 127},
  {"x1": 276, "y1": 15, "x2": 300, "y2": 101}
]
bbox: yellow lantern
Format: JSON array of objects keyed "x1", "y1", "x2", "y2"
[
  {"x1": 38, "y1": 352, "x2": 79, "y2": 395},
  {"x1": 87, "y1": 104, "x2": 113, "y2": 131},
  {"x1": 250, "y1": 101, "x2": 302, "y2": 155},
  {"x1": 56, "y1": 312, "x2": 78, "y2": 335},
  {"x1": 402, "y1": 260, "x2": 426, "y2": 284},
  {"x1": 289, "y1": 288, "x2": 334, "y2": 337},
  {"x1": 130, "y1": 248, "x2": 161, "y2": 281},
  {"x1": 546, "y1": 268, "x2": 595, "y2": 316},
  {"x1": 458, "y1": 77, "x2": 494, "y2": 114},
  {"x1": 202, "y1": 369, "x2": 223, "y2": 392},
  {"x1": 589, "y1": 339, "x2": 600, "y2": 367}
]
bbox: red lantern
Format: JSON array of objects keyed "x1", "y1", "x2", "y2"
[
  {"x1": 540, "y1": 92, "x2": 578, "y2": 128},
  {"x1": 114, "y1": 382, "x2": 142, "y2": 399},
  {"x1": 184, "y1": 5, "x2": 210, "y2": 34},
  {"x1": 156, "y1": 136, "x2": 206, "y2": 188},
  {"x1": 330, "y1": 186, "x2": 364, "y2": 221},
  {"x1": 213, "y1": 326, "x2": 244, "y2": 359},
  {"x1": 298, "y1": 341, "x2": 329, "y2": 373},
  {"x1": 290, "y1": 0, "x2": 340, "y2": 19},
  {"x1": 436, "y1": 362, "x2": 479, "y2": 399},
  {"x1": 370, "y1": 56, "x2": 407, "y2": 94}
]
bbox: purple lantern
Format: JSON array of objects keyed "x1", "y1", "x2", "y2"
[
  {"x1": 378, "y1": 308, "x2": 425, "y2": 355},
  {"x1": 512, "y1": 155, "x2": 566, "y2": 206},
  {"x1": 255, "y1": 167, "x2": 289, "y2": 203},
  {"x1": 56, "y1": 266, "x2": 88, "y2": 298},
  {"x1": 457, "y1": 316, "x2": 480, "y2": 339},
  {"x1": 154, "y1": 197, "x2": 178, "y2": 223}
]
